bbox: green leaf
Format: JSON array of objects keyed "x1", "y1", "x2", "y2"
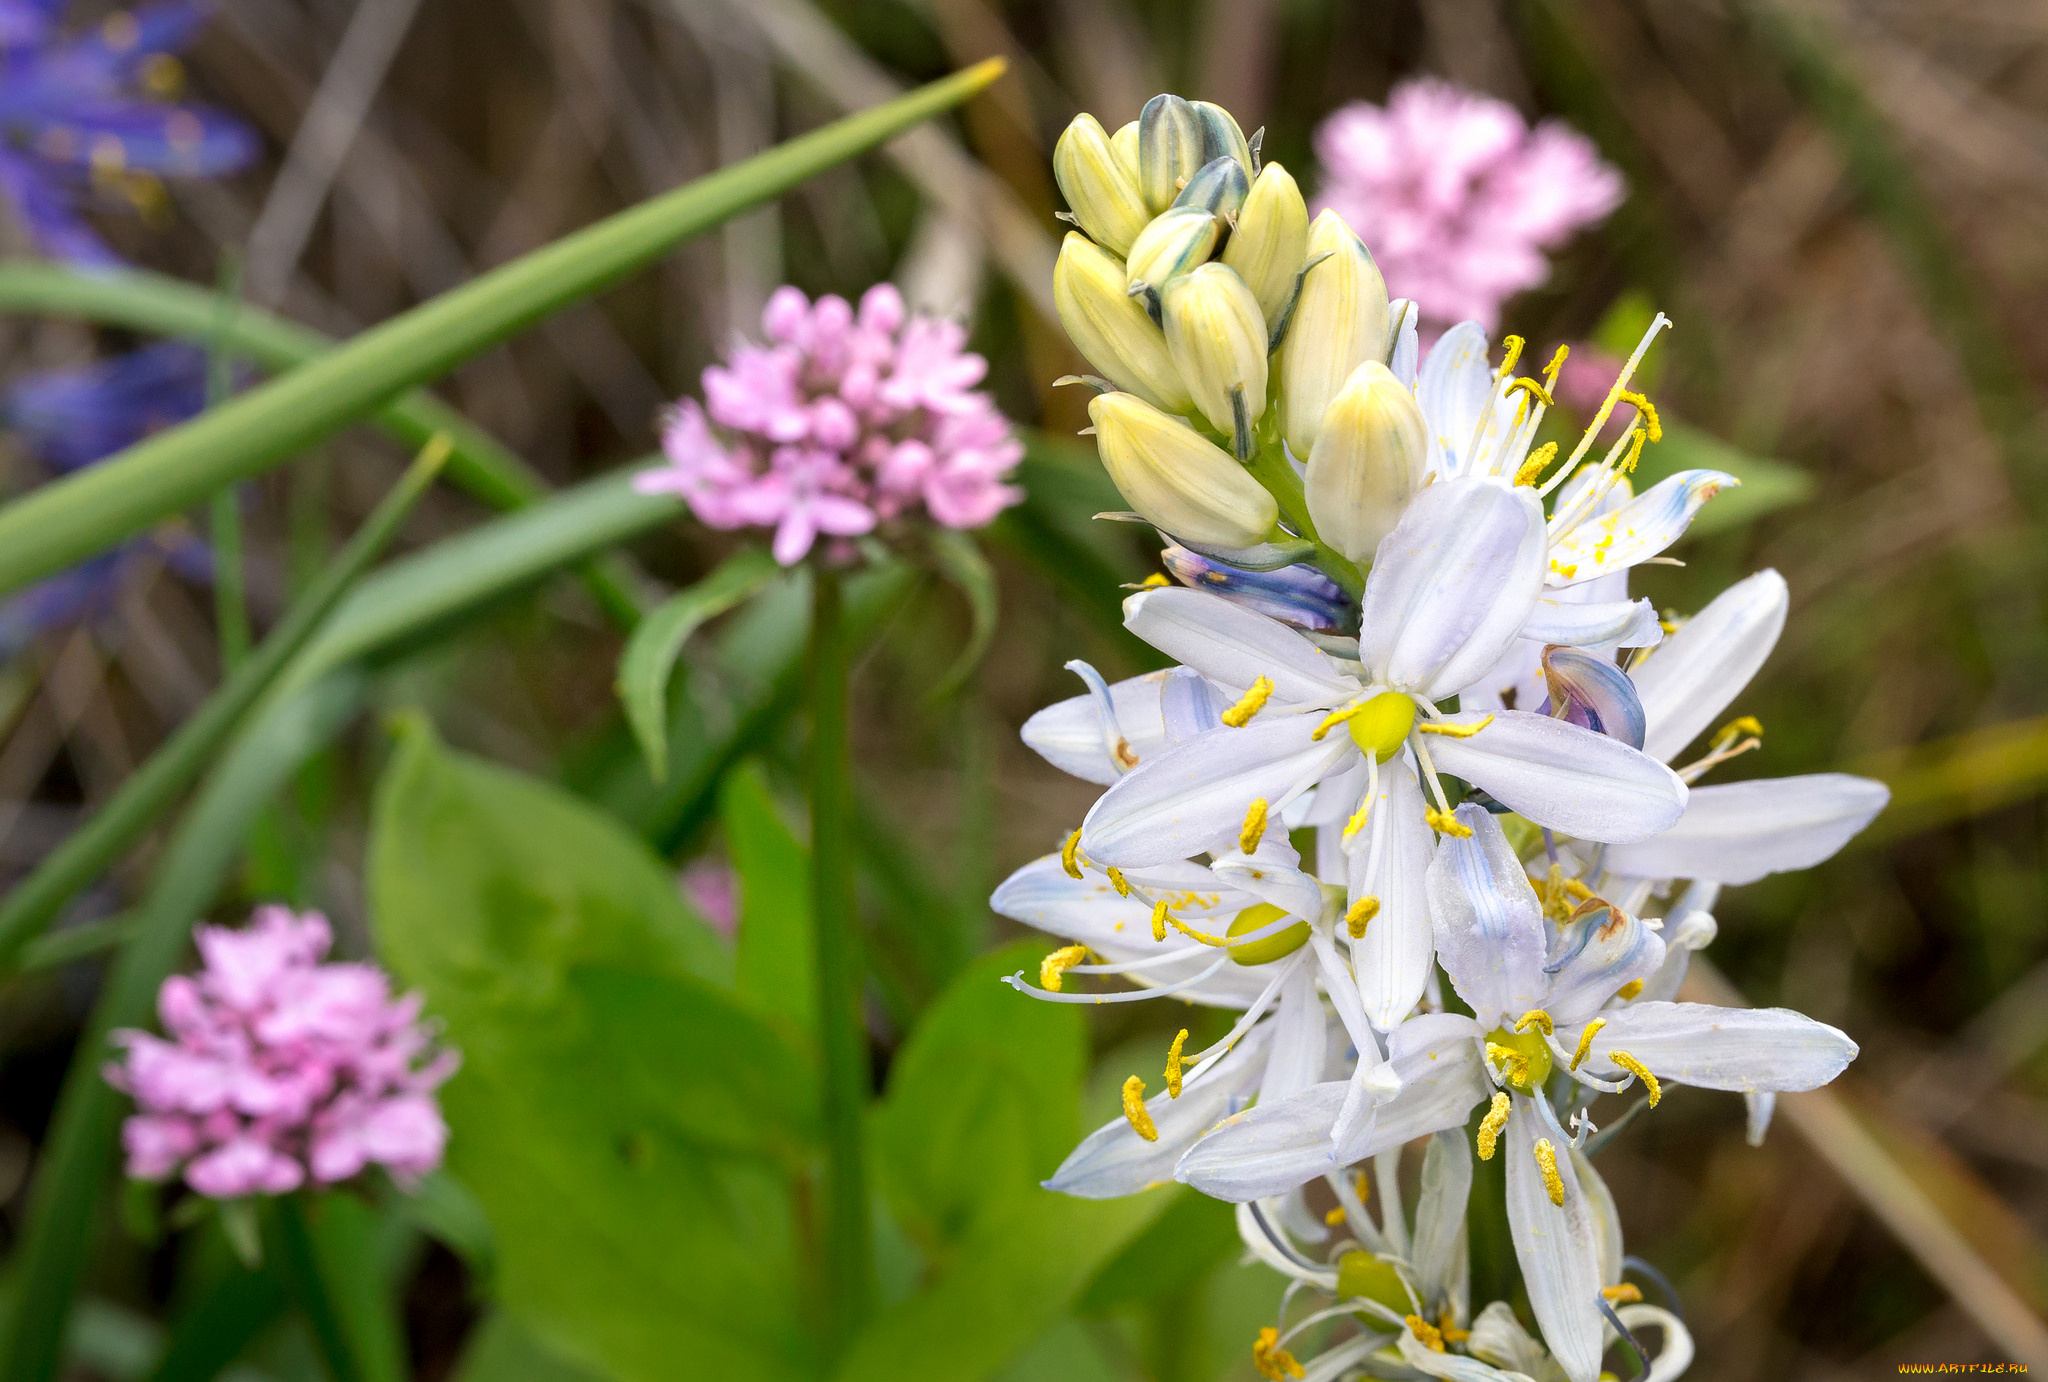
[
  {"x1": 451, "y1": 1314, "x2": 610, "y2": 1382},
  {"x1": 1634, "y1": 422, "x2": 1815, "y2": 537},
  {"x1": 368, "y1": 715, "x2": 731, "y2": 1029},
  {"x1": 370, "y1": 732, "x2": 824, "y2": 1382},
  {"x1": 144, "y1": 1257, "x2": 287, "y2": 1382},
  {"x1": 926, "y1": 530, "x2": 999, "y2": 703},
  {"x1": 1074, "y1": 1188, "x2": 1238, "y2": 1314},
  {"x1": 720, "y1": 761, "x2": 815, "y2": 1045},
  {"x1": 0, "y1": 62, "x2": 1004, "y2": 599},
  {"x1": 397, "y1": 1171, "x2": 497, "y2": 1288},
  {"x1": 617, "y1": 549, "x2": 782, "y2": 781},
  {"x1": 271, "y1": 1193, "x2": 411, "y2": 1382}
]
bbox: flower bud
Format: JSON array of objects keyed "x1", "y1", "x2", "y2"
[
  {"x1": 1276, "y1": 210, "x2": 1390, "y2": 455},
  {"x1": 1090, "y1": 392, "x2": 1278, "y2": 549},
  {"x1": 1171, "y1": 154, "x2": 1249, "y2": 219},
  {"x1": 1192, "y1": 100, "x2": 1254, "y2": 177},
  {"x1": 1110, "y1": 121, "x2": 1140, "y2": 180},
  {"x1": 1053, "y1": 233, "x2": 1192, "y2": 413},
  {"x1": 1125, "y1": 205, "x2": 1219, "y2": 294},
  {"x1": 1161, "y1": 262, "x2": 1268, "y2": 447},
  {"x1": 1138, "y1": 93, "x2": 1204, "y2": 213},
  {"x1": 1304, "y1": 361, "x2": 1426, "y2": 564},
  {"x1": 1221, "y1": 162, "x2": 1308, "y2": 324},
  {"x1": 1054, "y1": 113, "x2": 1149, "y2": 256}
]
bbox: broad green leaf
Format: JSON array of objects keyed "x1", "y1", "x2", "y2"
[
  {"x1": 0, "y1": 62, "x2": 1004, "y2": 599},
  {"x1": 926, "y1": 530, "x2": 999, "y2": 702},
  {"x1": 368, "y1": 716, "x2": 730, "y2": 1034},
  {"x1": 398, "y1": 1172, "x2": 497, "y2": 1288},
  {"x1": 272, "y1": 1193, "x2": 410, "y2": 1382},
  {"x1": 451, "y1": 1314, "x2": 609, "y2": 1382},
  {"x1": 1075, "y1": 1188, "x2": 1239, "y2": 1314},
  {"x1": 720, "y1": 761, "x2": 815, "y2": 1044},
  {"x1": 145, "y1": 1259, "x2": 286, "y2": 1382},
  {"x1": 1634, "y1": 422, "x2": 1814, "y2": 536},
  {"x1": 617, "y1": 549, "x2": 781, "y2": 780}
]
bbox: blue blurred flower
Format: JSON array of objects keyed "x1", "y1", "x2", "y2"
[{"x1": 0, "y1": 0, "x2": 258, "y2": 266}]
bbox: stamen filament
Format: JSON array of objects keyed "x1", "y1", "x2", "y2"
[{"x1": 1002, "y1": 954, "x2": 1231, "y2": 1005}]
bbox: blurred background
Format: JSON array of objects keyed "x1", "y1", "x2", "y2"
[{"x1": 2, "y1": 0, "x2": 2046, "y2": 1378}]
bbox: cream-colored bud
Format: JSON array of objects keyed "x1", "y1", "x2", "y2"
[
  {"x1": 1138, "y1": 93, "x2": 1204, "y2": 214},
  {"x1": 1222, "y1": 162, "x2": 1309, "y2": 324},
  {"x1": 1162, "y1": 263, "x2": 1268, "y2": 449},
  {"x1": 1191, "y1": 101, "x2": 1253, "y2": 176},
  {"x1": 1111, "y1": 121, "x2": 1140, "y2": 180},
  {"x1": 1171, "y1": 154, "x2": 1249, "y2": 219},
  {"x1": 1054, "y1": 114, "x2": 1150, "y2": 256},
  {"x1": 1305, "y1": 361, "x2": 1427, "y2": 564},
  {"x1": 1053, "y1": 233, "x2": 1192, "y2": 413},
  {"x1": 1276, "y1": 210, "x2": 1390, "y2": 455},
  {"x1": 1091, "y1": 392, "x2": 1279, "y2": 549},
  {"x1": 1126, "y1": 206, "x2": 1219, "y2": 294}
]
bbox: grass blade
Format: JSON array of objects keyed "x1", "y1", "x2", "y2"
[
  {"x1": 0, "y1": 60, "x2": 1003, "y2": 598},
  {"x1": 616, "y1": 548, "x2": 781, "y2": 781}
]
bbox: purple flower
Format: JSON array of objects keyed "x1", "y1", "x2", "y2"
[
  {"x1": 635, "y1": 283, "x2": 1025, "y2": 565},
  {"x1": 105, "y1": 905, "x2": 458, "y2": 1199},
  {"x1": 0, "y1": 1, "x2": 259, "y2": 267},
  {"x1": 1313, "y1": 79, "x2": 1623, "y2": 331}
]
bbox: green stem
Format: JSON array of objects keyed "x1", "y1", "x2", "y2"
[
  {"x1": 809, "y1": 565, "x2": 872, "y2": 1350},
  {"x1": 272, "y1": 1195, "x2": 366, "y2": 1382},
  {"x1": 0, "y1": 440, "x2": 446, "y2": 976},
  {"x1": 1243, "y1": 443, "x2": 1365, "y2": 600},
  {"x1": 210, "y1": 488, "x2": 250, "y2": 673}
]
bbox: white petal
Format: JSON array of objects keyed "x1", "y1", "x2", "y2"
[
  {"x1": 989, "y1": 856, "x2": 1268, "y2": 1005},
  {"x1": 1424, "y1": 711, "x2": 1688, "y2": 843},
  {"x1": 1545, "y1": 469, "x2": 1738, "y2": 589},
  {"x1": 1160, "y1": 665, "x2": 1227, "y2": 744},
  {"x1": 1569, "y1": 1147, "x2": 1623, "y2": 1287},
  {"x1": 1173, "y1": 1080, "x2": 1348, "y2": 1201},
  {"x1": 1046, "y1": 1022, "x2": 1273, "y2": 1198},
  {"x1": 1416, "y1": 321, "x2": 1494, "y2": 477},
  {"x1": 1258, "y1": 964, "x2": 1328, "y2": 1104},
  {"x1": 1358, "y1": 477, "x2": 1548, "y2": 699},
  {"x1": 1116, "y1": 859, "x2": 1257, "y2": 919},
  {"x1": 1745, "y1": 1092, "x2": 1776, "y2": 1147},
  {"x1": 1388, "y1": 299, "x2": 1421, "y2": 388},
  {"x1": 1466, "y1": 1300, "x2": 1550, "y2": 1377},
  {"x1": 1412, "y1": 1129, "x2": 1473, "y2": 1311},
  {"x1": 1395, "y1": 1331, "x2": 1527, "y2": 1382},
  {"x1": 1082, "y1": 716, "x2": 1353, "y2": 866},
  {"x1": 1213, "y1": 833, "x2": 1326, "y2": 922},
  {"x1": 1425, "y1": 806, "x2": 1550, "y2": 1024},
  {"x1": 1350, "y1": 762, "x2": 1438, "y2": 1028},
  {"x1": 1630, "y1": 569, "x2": 1787, "y2": 764},
  {"x1": 1572, "y1": 1001, "x2": 1858, "y2": 1092},
  {"x1": 1335, "y1": 1014, "x2": 1492, "y2": 1162},
  {"x1": 1602, "y1": 774, "x2": 1889, "y2": 885},
  {"x1": 1519, "y1": 596, "x2": 1663, "y2": 650},
  {"x1": 1019, "y1": 669, "x2": 1170, "y2": 784},
  {"x1": 1617, "y1": 1304, "x2": 1695, "y2": 1382},
  {"x1": 1541, "y1": 903, "x2": 1666, "y2": 1027},
  {"x1": 1301, "y1": 757, "x2": 1371, "y2": 827},
  {"x1": 1503, "y1": 1098, "x2": 1604, "y2": 1382},
  {"x1": 1124, "y1": 586, "x2": 1360, "y2": 706}
]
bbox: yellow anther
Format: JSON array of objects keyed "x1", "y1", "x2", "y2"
[
  {"x1": 1486, "y1": 1042, "x2": 1530, "y2": 1089},
  {"x1": 1565, "y1": 879, "x2": 1595, "y2": 902},
  {"x1": 1514, "y1": 441, "x2": 1559, "y2": 487},
  {"x1": 1495, "y1": 335, "x2": 1526, "y2": 379},
  {"x1": 1542, "y1": 344, "x2": 1570, "y2": 387},
  {"x1": 1476, "y1": 1091, "x2": 1511, "y2": 1160},
  {"x1": 1570, "y1": 1018, "x2": 1607, "y2": 1071},
  {"x1": 1106, "y1": 866, "x2": 1131, "y2": 898},
  {"x1": 1140, "y1": 571, "x2": 1171, "y2": 587},
  {"x1": 1610, "y1": 1050, "x2": 1661, "y2": 1106},
  {"x1": 1417, "y1": 713, "x2": 1494, "y2": 739},
  {"x1": 1515, "y1": 1010, "x2": 1554, "y2": 1037},
  {"x1": 1311, "y1": 702, "x2": 1366, "y2": 742},
  {"x1": 1061, "y1": 828, "x2": 1084, "y2": 880},
  {"x1": 1165, "y1": 1028, "x2": 1189, "y2": 1097},
  {"x1": 1440, "y1": 1312, "x2": 1472, "y2": 1345},
  {"x1": 1617, "y1": 390, "x2": 1663, "y2": 442},
  {"x1": 1504, "y1": 376, "x2": 1555, "y2": 408},
  {"x1": 1221, "y1": 675, "x2": 1274, "y2": 728},
  {"x1": 1424, "y1": 807, "x2": 1473, "y2": 838},
  {"x1": 1602, "y1": 1283, "x2": 1644, "y2": 1304},
  {"x1": 1711, "y1": 714, "x2": 1764, "y2": 749},
  {"x1": 1534, "y1": 1138, "x2": 1566, "y2": 1207},
  {"x1": 1405, "y1": 1314, "x2": 1447, "y2": 1353},
  {"x1": 1122, "y1": 1075, "x2": 1159, "y2": 1141},
  {"x1": 1345, "y1": 894, "x2": 1380, "y2": 940},
  {"x1": 1151, "y1": 899, "x2": 1169, "y2": 942},
  {"x1": 1253, "y1": 1327, "x2": 1305, "y2": 1381},
  {"x1": 1040, "y1": 945, "x2": 1090, "y2": 992},
  {"x1": 1615, "y1": 980, "x2": 1645, "y2": 1001},
  {"x1": 1341, "y1": 798, "x2": 1371, "y2": 843},
  {"x1": 1324, "y1": 1206, "x2": 1346, "y2": 1226},
  {"x1": 1617, "y1": 428, "x2": 1648, "y2": 476},
  {"x1": 1239, "y1": 798, "x2": 1269, "y2": 854},
  {"x1": 1354, "y1": 1172, "x2": 1371, "y2": 1203}
]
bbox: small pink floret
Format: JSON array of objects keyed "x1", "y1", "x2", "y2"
[
  {"x1": 632, "y1": 284, "x2": 1024, "y2": 564},
  {"x1": 1314, "y1": 79, "x2": 1623, "y2": 330},
  {"x1": 104, "y1": 905, "x2": 457, "y2": 1199}
]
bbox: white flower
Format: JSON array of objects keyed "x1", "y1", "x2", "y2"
[{"x1": 1176, "y1": 805, "x2": 1856, "y2": 1381}]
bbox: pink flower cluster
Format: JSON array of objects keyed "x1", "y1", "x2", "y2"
[
  {"x1": 1314, "y1": 79, "x2": 1624, "y2": 330},
  {"x1": 636, "y1": 284, "x2": 1024, "y2": 566},
  {"x1": 105, "y1": 906, "x2": 456, "y2": 1200}
]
